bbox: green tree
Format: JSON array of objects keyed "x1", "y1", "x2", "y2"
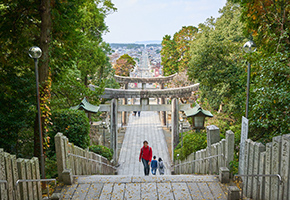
[
  {"x1": 161, "y1": 35, "x2": 179, "y2": 75},
  {"x1": 188, "y1": 2, "x2": 247, "y2": 116},
  {"x1": 230, "y1": 0, "x2": 290, "y2": 141},
  {"x1": 173, "y1": 26, "x2": 198, "y2": 71},
  {"x1": 230, "y1": 0, "x2": 290, "y2": 55},
  {"x1": 0, "y1": 0, "x2": 116, "y2": 156},
  {"x1": 250, "y1": 53, "x2": 290, "y2": 141},
  {"x1": 48, "y1": 109, "x2": 90, "y2": 156},
  {"x1": 113, "y1": 54, "x2": 136, "y2": 76}
]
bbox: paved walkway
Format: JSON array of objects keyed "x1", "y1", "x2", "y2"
[{"x1": 118, "y1": 111, "x2": 171, "y2": 175}]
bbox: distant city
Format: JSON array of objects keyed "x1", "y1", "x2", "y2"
[{"x1": 108, "y1": 43, "x2": 163, "y2": 84}]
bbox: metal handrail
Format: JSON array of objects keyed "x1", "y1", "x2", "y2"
[
  {"x1": 234, "y1": 174, "x2": 284, "y2": 200},
  {"x1": 0, "y1": 180, "x2": 7, "y2": 189},
  {"x1": 173, "y1": 154, "x2": 225, "y2": 168},
  {"x1": 68, "y1": 153, "x2": 118, "y2": 170},
  {"x1": 14, "y1": 178, "x2": 56, "y2": 199}
]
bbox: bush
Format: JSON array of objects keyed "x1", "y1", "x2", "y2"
[
  {"x1": 45, "y1": 154, "x2": 58, "y2": 178},
  {"x1": 174, "y1": 130, "x2": 207, "y2": 160},
  {"x1": 47, "y1": 109, "x2": 90, "y2": 157},
  {"x1": 89, "y1": 145, "x2": 113, "y2": 161}
]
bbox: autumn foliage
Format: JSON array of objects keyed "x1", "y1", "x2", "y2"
[{"x1": 113, "y1": 54, "x2": 136, "y2": 76}]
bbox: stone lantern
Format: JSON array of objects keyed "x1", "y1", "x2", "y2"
[{"x1": 183, "y1": 104, "x2": 213, "y2": 131}]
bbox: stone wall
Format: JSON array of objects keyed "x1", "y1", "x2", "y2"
[
  {"x1": 55, "y1": 133, "x2": 115, "y2": 182},
  {"x1": 241, "y1": 134, "x2": 290, "y2": 200},
  {"x1": 173, "y1": 130, "x2": 234, "y2": 175},
  {"x1": 0, "y1": 149, "x2": 42, "y2": 200}
]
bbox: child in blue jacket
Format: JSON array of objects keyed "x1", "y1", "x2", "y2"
[{"x1": 151, "y1": 156, "x2": 158, "y2": 175}]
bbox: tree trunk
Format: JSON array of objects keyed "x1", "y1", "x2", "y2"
[{"x1": 34, "y1": 0, "x2": 51, "y2": 169}]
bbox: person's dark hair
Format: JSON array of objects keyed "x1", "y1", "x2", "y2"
[
  {"x1": 143, "y1": 140, "x2": 148, "y2": 144},
  {"x1": 158, "y1": 157, "x2": 162, "y2": 162},
  {"x1": 153, "y1": 156, "x2": 156, "y2": 159}
]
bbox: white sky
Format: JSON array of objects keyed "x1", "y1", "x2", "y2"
[{"x1": 103, "y1": 0, "x2": 227, "y2": 43}]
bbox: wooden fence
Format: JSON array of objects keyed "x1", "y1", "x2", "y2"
[
  {"x1": 55, "y1": 132, "x2": 116, "y2": 182},
  {"x1": 173, "y1": 130, "x2": 235, "y2": 175},
  {"x1": 0, "y1": 148, "x2": 42, "y2": 200},
  {"x1": 240, "y1": 134, "x2": 290, "y2": 200}
]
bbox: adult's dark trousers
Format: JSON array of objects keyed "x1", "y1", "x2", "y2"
[{"x1": 141, "y1": 158, "x2": 150, "y2": 175}]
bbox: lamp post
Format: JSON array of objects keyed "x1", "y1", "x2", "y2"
[
  {"x1": 179, "y1": 118, "x2": 184, "y2": 148},
  {"x1": 28, "y1": 46, "x2": 45, "y2": 179},
  {"x1": 102, "y1": 121, "x2": 106, "y2": 146},
  {"x1": 243, "y1": 40, "x2": 256, "y2": 118}
]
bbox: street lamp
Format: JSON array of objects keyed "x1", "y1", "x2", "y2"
[
  {"x1": 28, "y1": 46, "x2": 45, "y2": 179},
  {"x1": 243, "y1": 40, "x2": 256, "y2": 118}
]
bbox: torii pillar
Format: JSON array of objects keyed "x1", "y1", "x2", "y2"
[
  {"x1": 122, "y1": 83, "x2": 128, "y2": 126},
  {"x1": 110, "y1": 98, "x2": 118, "y2": 163},
  {"x1": 160, "y1": 83, "x2": 166, "y2": 126},
  {"x1": 171, "y1": 98, "x2": 179, "y2": 160}
]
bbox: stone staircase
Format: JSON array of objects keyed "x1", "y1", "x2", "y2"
[{"x1": 54, "y1": 175, "x2": 228, "y2": 199}]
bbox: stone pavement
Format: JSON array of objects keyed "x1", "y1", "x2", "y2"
[
  {"x1": 59, "y1": 175, "x2": 228, "y2": 199},
  {"x1": 118, "y1": 111, "x2": 171, "y2": 175}
]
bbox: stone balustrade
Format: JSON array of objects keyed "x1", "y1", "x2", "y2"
[
  {"x1": 241, "y1": 134, "x2": 290, "y2": 200},
  {"x1": 0, "y1": 149, "x2": 42, "y2": 200},
  {"x1": 173, "y1": 129, "x2": 234, "y2": 175},
  {"x1": 55, "y1": 133, "x2": 116, "y2": 183}
]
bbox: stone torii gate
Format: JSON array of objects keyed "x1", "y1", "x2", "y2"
[
  {"x1": 114, "y1": 74, "x2": 177, "y2": 126},
  {"x1": 91, "y1": 77, "x2": 199, "y2": 163}
]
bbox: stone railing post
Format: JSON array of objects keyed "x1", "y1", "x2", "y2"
[
  {"x1": 55, "y1": 132, "x2": 66, "y2": 182},
  {"x1": 3, "y1": 153, "x2": 13, "y2": 200},
  {"x1": 259, "y1": 152, "x2": 266, "y2": 200},
  {"x1": 207, "y1": 125, "x2": 220, "y2": 174},
  {"x1": 246, "y1": 140, "x2": 255, "y2": 198},
  {"x1": 252, "y1": 143, "x2": 265, "y2": 200},
  {"x1": 17, "y1": 158, "x2": 27, "y2": 199},
  {"x1": 271, "y1": 136, "x2": 282, "y2": 200},
  {"x1": 0, "y1": 149, "x2": 7, "y2": 200},
  {"x1": 225, "y1": 130, "x2": 234, "y2": 168},
  {"x1": 32, "y1": 157, "x2": 42, "y2": 199},
  {"x1": 280, "y1": 134, "x2": 290, "y2": 200}
]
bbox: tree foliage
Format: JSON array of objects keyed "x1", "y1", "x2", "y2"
[
  {"x1": 231, "y1": 0, "x2": 290, "y2": 55},
  {"x1": 161, "y1": 35, "x2": 178, "y2": 75},
  {"x1": 89, "y1": 145, "x2": 113, "y2": 161},
  {"x1": 174, "y1": 131, "x2": 207, "y2": 161},
  {"x1": 250, "y1": 52, "x2": 290, "y2": 141},
  {"x1": 188, "y1": 2, "x2": 247, "y2": 116},
  {"x1": 113, "y1": 54, "x2": 136, "y2": 76},
  {"x1": 0, "y1": 0, "x2": 116, "y2": 155},
  {"x1": 161, "y1": 26, "x2": 198, "y2": 76},
  {"x1": 231, "y1": 0, "x2": 290, "y2": 141},
  {"x1": 173, "y1": 26, "x2": 198, "y2": 71},
  {"x1": 48, "y1": 109, "x2": 90, "y2": 155}
]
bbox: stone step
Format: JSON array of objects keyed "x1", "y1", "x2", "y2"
[
  {"x1": 56, "y1": 175, "x2": 228, "y2": 200},
  {"x1": 74, "y1": 174, "x2": 220, "y2": 184}
]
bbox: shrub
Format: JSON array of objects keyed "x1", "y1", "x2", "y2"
[
  {"x1": 45, "y1": 154, "x2": 58, "y2": 178},
  {"x1": 47, "y1": 109, "x2": 90, "y2": 157},
  {"x1": 89, "y1": 145, "x2": 113, "y2": 161},
  {"x1": 174, "y1": 130, "x2": 207, "y2": 160}
]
